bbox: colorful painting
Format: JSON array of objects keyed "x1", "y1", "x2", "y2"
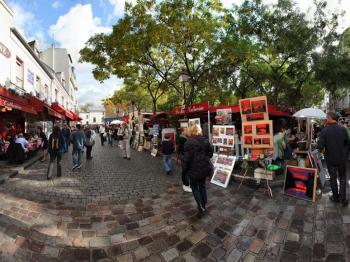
[
  {"x1": 244, "y1": 124, "x2": 252, "y2": 134},
  {"x1": 240, "y1": 99, "x2": 251, "y2": 114},
  {"x1": 211, "y1": 125, "x2": 235, "y2": 148},
  {"x1": 284, "y1": 166, "x2": 317, "y2": 202},
  {"x1": 251, "y1": 99, "x2": 267, "y2": 113}
]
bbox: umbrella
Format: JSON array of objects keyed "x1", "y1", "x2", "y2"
[
  {"x1": 293, "y1": 108, "x2": 326, "y2": 119},
  {"x1": 110, "y1": 119, "x2": 124, "y2": 125}
]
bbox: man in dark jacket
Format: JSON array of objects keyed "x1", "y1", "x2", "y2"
[
  {"x1": 176, "y1": 128, "x2": 191, "y2": 192},
  {"x1": 61, "y1": 125, "x2": 71, "y2": 153},
  {"x1": 84, "y1": 125, "x2": 94, "y2": 160},
  {"x1": 317, "y1": 112, "x2": 350, "y2": 206},
  {"x1": 183, "y1": 125, "x2": 213, "y2": 217},
  {"x1": 47, "y1": 126, "x2": 65, "y2": 179},
  {"x1": 70, "y1": 124, "x2": 86, "y2": 170},
  {"x1": 161, "y1": 133, "x2": 174, "y2": 175}
]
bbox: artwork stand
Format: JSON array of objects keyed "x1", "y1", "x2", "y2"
[{"x1": 238, "y1": 159, "x2": 249, "y2": 190}]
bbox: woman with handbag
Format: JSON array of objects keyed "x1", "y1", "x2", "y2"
[
  {"x1": 182, "y1": 125, "x2": 213, "y2": 218},
  {"x1": 84, "y1": 125, "x2": 95, "y2": 160}
]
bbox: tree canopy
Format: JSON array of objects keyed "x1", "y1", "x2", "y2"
[{"x1": 80, "y1": 0, "x2": 349, "y2": 111}]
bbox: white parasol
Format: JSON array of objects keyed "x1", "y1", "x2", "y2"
[
  {"x1": 293, "y1": 108, "x2": 326, "y2": 119},
  {"x1": 110, "y1": 119, "x2": 124, "y2": 125}
]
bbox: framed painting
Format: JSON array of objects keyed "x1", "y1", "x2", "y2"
[
  {"x1": 211, "y1": 168, "x2": 232, "y2": 188},
  {"x1": 283, "y1": 166, "x2": 318, "y2": 202}
]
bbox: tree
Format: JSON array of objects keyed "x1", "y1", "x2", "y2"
[{"x1": 80, "y1": 0, "x2": 225, "y2": 108}]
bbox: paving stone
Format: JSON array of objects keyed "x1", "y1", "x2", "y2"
[
  {"x1": 213, "y1": 228, "x2": 226, "y2": 239},
  {"x1": 297, "y1": 246, "x2": 312, "y2": 262},
  {"x1": 249, "y1": 239, "x2": 264, "y2": 254},
  {"x1": 161, "y1": 248, "x2": 179, "y2": 262},
  {"x1": 116, "y1": 253, "x2": 134, "y2": 262},
  {"x1": 183, "y1": 253, "x2": 197, "y2": 262},
  {"x1": 191, "y1": 243, "x2": 212, "y2": 259},
  {"x1": 326, "y1": 242, "x2": 345, "y2": 254},
  {"x1": 286, "y1": 232, "x2": 300, "y2": 242},
  {"x1": 90, "y1": 237, "x2": 111, "y2": 248},
  {"x1": 205, "y1": 236, "x2": 219, "y2": 247},
  {"x1": 222, "y1": 236, "x2": 236, "y2": 252},
  {"x1": 74, "y1": 248, "x2": 91, "y2": 260},
  {"x1": 236, "y1": 236, "x2": 252, "y2": 252},
  {"x1": 280, "y1": 252, "x2": 297, "y2": 262},
  {"x1": 190, "y1": 231, "x2": 207, "y2": 244},
  {"x1": 111, "y1": 234, "x2": 126, "y2": 244},
  {"x1": 211, "y1": 247, "x2": 226, "y2": 260},
  {"x1": 226, "y1": 249, "x2": 242, "y2": 262},
  {"x1": 342, "y1": 215, "x2": 350, "y2": 224},
  {"x1": 92, "y1": 249, "x2": 108, "y2": 260},
  {"x1": 134, "y1": 247, "x2": 150, "y2": 261},
  {"x1": 139, "y1": 236, "x2": 153, "y2": 246},
  {"x1": 283, "y1": 241, "x2": 301, "y2": 253},
  {"x1": 313, "y1": 243, "x2": 325, "y2": 259},
  {"x1": 177, "y1": 240, "x2": 193, "y2": 252},
  {"x1": 242, "y1": 253, "x2": 256, "y2": 262}
]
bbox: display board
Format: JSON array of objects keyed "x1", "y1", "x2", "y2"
[
  {"x1": 151, "y1": 148, "x2": 158, "y2": 157},
  {"x1": 210, "y1": 153, "x2": 236, "y2": 188},
  {"x1": 284, "y1": 165, "x2": 317, "y2": 202},
  {"x1": 239, "y1": 96, "x2": 269, "y2": 122},
  {"x1": 308, "y1": 150, "x2": 326, "y2": 188},
  {"x1": 212, "y1": 125, "x2": 235, "y2": 148},
  {"x1": 188, "y1": 118, "x2": 201, "y2": 129},
  {"x1": 153, "y1": 124, "x2": 160, "y2": 136},
  {"x1": 215, "y1": 108, "x2": 232, "y2": 125},
  {"x1": 242, "y1": 120, "x2": 273, "y2": 148}
]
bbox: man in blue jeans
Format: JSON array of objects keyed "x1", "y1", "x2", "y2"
[
  {"x1": 161, "y1": 133, "x2": 174, "y2": 175},
  {"x1": 70, "y1": 124, "x2": 86, "y2": 170}
]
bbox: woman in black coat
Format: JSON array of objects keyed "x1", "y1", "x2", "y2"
[{"x1": 182, "y1": 125, "x2": 213, "y2": 218}]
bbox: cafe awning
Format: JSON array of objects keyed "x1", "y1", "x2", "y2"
[
  {"x1": 0, "y1": 87, "x2": 37, "y2": 114},
  {"x1": 69, "y1": 111, "x2": 82, "y2": 121},
  {"x1": 51, "y1": 102, "x2": 74, "y2": 120},
  {"x1": 47, "y1": 107, "x2": 65, "y2": 120},
  {"x1": 28, "y1": 95, "x2": 65, "y2": 120}
]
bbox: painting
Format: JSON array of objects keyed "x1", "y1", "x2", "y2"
[
  {"x1": 216, "y1": 108, "x2": 232, "y2": 125},
  {"x1": 242, "y1": 120, "x2": 273, "y2": 148},
  {"x1": 309, "y1": 150, "x2": 327, "y2": 188},
  {"x1": 284, "y1": 166, "x2": 318, "y2": 202},
  {"x1": 213, "y1": 126, "x2": 220, "y2": 137},
  {"x1": 189, "y1": 118, "x2": 201, "y2": 128},
  {"x1": 211, "y1": 125, "x2": 235, "y2": 148},
  {"x1": 256, "y1": 123, "x2": 270, "y2": 135},
  {"x1": 243, "y1": 124, "x2": 252, "y2": 134},
  {"x1": 211, "y1": 169, "x2": 231, "y2": 187},
  {"x1": 244, "y1": 136, "x2": 252, "y2": 145},
  {"x1": 226, "y1": 127, "x2": 235, "y2": 136},
  {"x1": 239, "y1": 96, "x2": 269, "y2": 122}
]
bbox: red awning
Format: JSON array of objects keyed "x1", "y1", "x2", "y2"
[
  {"x1": 51, "y1": 102, "x2": 74, "y2": 120},
  {"x1": 172, "y1": 101, "x2": 210, "y2": 116},
  {"x1": 0, "y1": 97, "x2": 37, "y2": 115},
  {"x1": 46, "y1": 106, "x2": 65, "y2": 120},
  {"x1": 0, "y1": 86, "x2": 37, "y2": 114},
  {"x1": 28, "y1": 95, "x2": 45, "y2": 112},
  {"x1": 69, "y1": 111, "x2": 82, "y2": 121}
]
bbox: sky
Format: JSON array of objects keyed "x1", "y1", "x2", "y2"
[{"x1": 5, "y1": 0, "x2": 350, "y2": 107}]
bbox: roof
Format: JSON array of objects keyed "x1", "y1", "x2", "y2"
[{"x1": 11, "y1": 28, "x2": 53, "y2": 79}]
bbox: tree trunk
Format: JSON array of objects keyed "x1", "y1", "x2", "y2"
[{"x1": 152, "y1": 98, "x2": 157, "y2": 114}]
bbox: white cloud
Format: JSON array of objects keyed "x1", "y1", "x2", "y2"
[
  {"x1": 52, "y1": 1, "x2": 60, "y2": 9},
  {"x1": 108, "y1": 0, "x2": 136, "y2": 17},
  {"x1": 49, "y1": 4, "x2": 121, "y2": 105},
  {"x1": 8, "y1": 1, "x2": 48, "y2": 48}
]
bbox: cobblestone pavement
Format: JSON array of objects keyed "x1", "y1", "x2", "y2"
[{"x1": 0, "y1": 142, "x2": 349, "y2": 262}]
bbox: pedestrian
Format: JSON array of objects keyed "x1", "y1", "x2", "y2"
[
  {"x1": 70, "y1": 124, "x2": 86, "y2": 170},
  {"x1": 317, "y1": 112, "x2": 350, "y2": 206},
  {"x1": 107, "y1": 126, "x2": 114, "y2": 146},
  {"x1": 118, "y1": 122, "x2": 131, "y2": 160},
  {"x1": 161, "y1": 133, "x2": 174, "y2": 175},
  {"x1": 37, "y1": 126, "x2": 48, "y2": 162},
  {"x1": 47, "y1": 125, "x2": 65, "y2": 179},
  {"x1": 99, "y1": 125, "x2": 106, "y2": 146},
  {"x1": 84, "y1": 125, "x2": 95, "y2": 160},
  {"x1": 183, "y1": 125, "x2": 213, "y2": 218},
  {"x1": 176, "y1": 128, "x2": 192, "y2": 192},
  {"x1": 61, "y1": 124, "x2": 71, "y2": 153}
]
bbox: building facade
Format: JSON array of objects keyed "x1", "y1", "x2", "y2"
[
  {"x1": 79, "y1": 108, "x2": 105, "y2": 125},
  {"x1": 0, "y1": 0, "x2": 77, "y2": 112}
]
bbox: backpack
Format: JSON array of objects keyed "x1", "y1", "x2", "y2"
[{"x1": 52, "y1": 136, "x2": 60, "y2": 151}]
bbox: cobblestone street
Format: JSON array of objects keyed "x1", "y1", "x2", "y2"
[{"x1": 0, "y1": 142, "x2": 349, "y2": 262}]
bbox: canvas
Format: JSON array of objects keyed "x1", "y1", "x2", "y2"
[
  {"x1": 212, "y1": 125, "x2": 235, "y2": 148},
  {"x1": 242, "y1": 120, "x2": 273, "y2": 148},
  {"x1": 239, "y1": 96, "x2": 269, "y2": 122},
  {"x1": 284, "y1": 166, "x2": 318, "y2": 202}
]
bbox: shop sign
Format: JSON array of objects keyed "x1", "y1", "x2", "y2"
[
  {"x1": 172, "y1": 101, "x2": 209, "y2": 115},
  {"x1": 0, "y1": 98, "x2": 22, "y2": 110},
  {"x1": 27, "y1": 69, "x2": 34, "y2": 85},
  {"x1": 0, "y1": 42, "x2": 11, "y2": 59}
]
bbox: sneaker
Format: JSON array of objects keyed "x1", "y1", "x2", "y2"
[
  {"x1": 76, "y1": 164, "x2": 82, "y2": 169},
  {"x1": 166, "y1": 171, "x2": 171, "y2": 175},
  {"x1": 72, "y1": 164, "x2": 78, "y2": 171},
  {"x1": 127, "y1": 158, "x2": 131, "y2": 160},
  {"x1": 183, "y1": 185, "x2": 192, "y2": 193}
]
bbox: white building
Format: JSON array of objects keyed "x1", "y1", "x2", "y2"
[
  {"x1": 0, "y1": 0, "x2": 77, "y2": 112},
  {"x1": 80, "y1": 107, "x2": 105, "y2": 125}
]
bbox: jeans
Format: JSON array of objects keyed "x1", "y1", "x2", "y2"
[
  {"x1": 121, "y1": 139, "x2": 130, "y2": 158},
  {"x1": 180, "y1": 154, "x2": 189, "y2": 186},
  {"x1": 100, "y1": 134, "x2": 105, "y2": 146},
  {"x1": 190, "y1": 178, "x2": 207, "y2": 210},
  {"x1": 86, "y1": 145, "x2": 92, "y2": 159},
  {"x1": 47, "y1": 151, "x2": 62, "y2": 178},
  {"x1": 163, "y1": 155, "x2": 172, "y2": 172},
  {"x1": 72, "y1": 148, "x2": 83, "y2": 166},
  {"x1": 328, "y1": 164, "x2": 347, "y2": 202},
  {"x1": 107, "y1": 134, "x2": 113, "y2": 146}
]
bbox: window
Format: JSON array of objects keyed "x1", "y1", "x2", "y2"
[
  {"x1": 93, "y1": 117, "x2": 96, "y2": 123},
  {"x1": 44, "y1": 85, "x2": 48, "y2": 101},
  {"x1": 55, "y1": 89, "x2": 58, "y2": 102},
  {"x1": 36, "y1": 76, "x2": 41, "y2": 93},
  {"x1": 62, "y1": 96, "x2": 64, "y2": 106},
  {"x1": 16, "y1": 57, "x2": 24, "y2": 88},
  {"x1": 86, "y1": 115, "x2": 88, "y2": 119}
]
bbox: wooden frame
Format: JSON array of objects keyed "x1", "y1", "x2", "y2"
[
  {"x1": 239, "y1": 96, "x2": 269, "y2": 122},
  {"x1": 283, "y1": 165, "x2": 318, "y2": 202},
  {"x1": 242, "y1": 120, "x2": 273, "y2": 148},
  {"x1": 212, "y1": 125, "x2": 235, "y2": 148}
]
